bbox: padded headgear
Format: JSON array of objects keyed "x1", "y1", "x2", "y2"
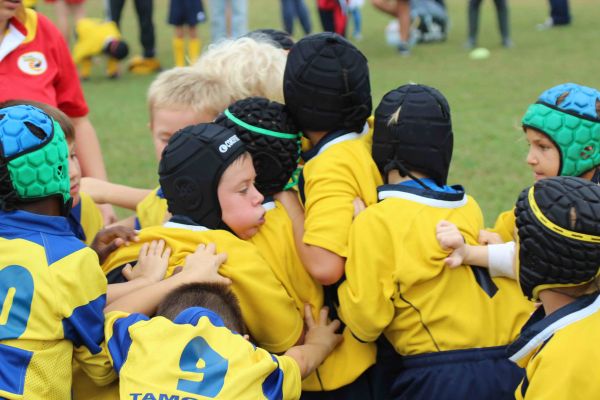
[
  {"x1": 283, "y1": 32, "x2": 372, "y2": 134},
  {"x1": 0, "y1": 105, "x2": 70, "y2": 212},
  {"x1": 515, "y1": 176, "x2": 600, "y2": 300},
  {"x1": 214, "y1": 97, "x2": 300, "y2": 197},
  {"x1": 103, "y1": 39, "x2": 129, "y2": 60},
  {"x1": 158, "y1": 123, "x2": 247, "y2": 228},
  {"x1": 372, "y1": 84, "x2": 453, "y2": 186},
  {"x1": 522, "y1": 83, "x2": 600, "y2": 177},
  {"x1": 246, "y1": 29, "x2": 295, "y2": 50}
]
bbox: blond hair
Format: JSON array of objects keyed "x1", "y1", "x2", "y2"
[
  {"x1": 147, "y1": 66, "x2": 226, "y2": 119},
  {"x1": 193, "y1": 37, "x2": 286, "y2": 111}
]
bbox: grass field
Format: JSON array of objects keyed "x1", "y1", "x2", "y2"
[{"x1": 39, "y1": 0, "x2": 600, "y2": 223}]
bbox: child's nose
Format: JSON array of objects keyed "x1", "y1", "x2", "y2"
[
  {"x1": 526, "y1": 150, "x2": 537, "y2": 165},
  {"x1": 252, "y1": 185, "x2": 264, "y2": 205}
]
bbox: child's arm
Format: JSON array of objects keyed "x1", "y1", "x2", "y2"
[
  {"x1": 276, "y1": 190, "x2": 345, "y2": 285},
  {"x1": 106, "y1": 240, "x2": 171, "y2": 304},
  {"x1": 284, "y1": 304, "x2": 343, "y2": 379},
  {"x1": 105, "y1": 243, "x2": 230, "y2": 315},
  {"x1": 80, "y1": 177, "x2": 152, "y2": 210},
  {"x1": 436, "y1": 220, "x2": 516, "y2": 279}
]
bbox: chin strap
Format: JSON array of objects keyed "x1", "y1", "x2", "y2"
[
  {"x1": 385, "y1": 159, "x2": 433, "y2": 190},
  {"x1": 592, "y1": 168, "x2": 600, "y2": 185}
]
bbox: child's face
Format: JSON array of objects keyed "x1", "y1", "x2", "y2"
[
  {"x1": 217, "y1": 155, "x2": 266, "y2": 240},
  {"x1": 151, "y1": 107, "x2": 216, "y2": 160},
  {"x1": 67, "y1": 139, "x2": 81, "y2": 206},
  {"x1": 525, "y1": 128, "x2": 560, "y2": 181}
]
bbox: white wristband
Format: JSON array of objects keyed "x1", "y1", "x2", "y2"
[{"x1": 488, "y1": 241, "x2": 516, "y2": 279}]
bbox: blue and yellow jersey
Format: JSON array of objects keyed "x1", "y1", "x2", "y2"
[
  {"x1": 0, "y1": 210, "x2": 115, "y2": 400},
  {"x1": 101, "y1": 223, "x2": 303, "y2": 353},
  {"x1": 105, "y1": 307, "x2": 301, "y2": 399},
  {"x1": 72, "y1": 18, "x2": 122, "y2": 64},
  {"x1": 69, "y1": 191, "x2": 104, "y2": 245},
  {"x1": 508, "y1": 292, "x2": 600, "y2": 399},
  {"x1": 488, "y1": 207, "x2": 516, "y2": 243},
  {"x1": 300, "y1": 130, "x2": 383, "y2": 258},
  {"x1": 338, "y1": 181, "x2": 534, "y2": 356},
  {"x1": 248, "y1": 199, "x2": 376, "y2": 391},
  {"x1": 135, "y1": 186, "x2": 168, "y2": 230}
]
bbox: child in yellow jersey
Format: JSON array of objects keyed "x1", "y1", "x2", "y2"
[
  {"x1": 104, "y1": 277, "x2": 341, "y2": 400},
  {"x1": 214, "y1": 96, "x2": 378, "y2": 395},
  {"x1": 337, "y1": 84, "x2": 533, "y2": 400},
  {"x1": 506, "y1": 176, "x2": 600, "y2": 400},
  {"x1": 278, "y1": 32, "x2": 382, "y2": 399},
  {"x1": 72, "y1": 18, "x2": 129, "y2": 79},
  {"x1": 441, "y1": 83, "x2": 600, "y2": 280},
  {"x1": 102, "y1": 123, "x2": 305, "y2": 355},
  {"x1": 0, "y1": 104, "x2": 115, "y2": 399}
]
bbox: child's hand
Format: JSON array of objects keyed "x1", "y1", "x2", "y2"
[
  {"x1": 180, "y1": 243, "x2": 231, "y2": 285},
  {"x1": 303, "y1": 304, "x2": 343, "y2": 354},
  {"x1": 478, "y1": 230, "x2": 503, "y2": 245},
  {"x1": 436, "y1": 220, "x2": 467, "y2": 268},
  {"x1": 91, "y1": 225, "x2": 139, "y2": 264},
  {"x1": 353, "y1": 197, "x2": 366, "y2": 219},
  {"x1": 122, "y1": 240, "x2": 171, "y2": 283}
]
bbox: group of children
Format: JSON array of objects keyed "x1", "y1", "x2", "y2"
[{"x1": 1, "y1": 30, "x2": 600, "y2": 400}]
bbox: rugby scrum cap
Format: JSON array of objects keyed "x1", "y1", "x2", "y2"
[
  {"x1": 159, "y1": 123, "x2": 246, "y2": 229},
  {"x1": 103, "y1": 39, "x2": 129, "y2": 60},
  {"x1": 522, "y1": 83, "x2": 600, "y2": 178},
  {"x1": 245, "y1": 29, "x2": 295, "y2": 50},
  {"x1": 0, "y1": 105, "x2": 70, "y2": 214},
  {"x1": 215, "y1": 97, "x2": 300, "y2": 197},
  {"x1": 515, "y1": 176, "x2": 600, "y2": 301},
  {"x1": 283, "y1": 32, "x2": 372, "y2": 134},
  {"x1": 372, "y1": 84, "x2": 453, "y2": 186}
]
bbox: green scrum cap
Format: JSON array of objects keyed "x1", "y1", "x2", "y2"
[
  {"x1": 0, "y1": 105, "x2": 70, "y2": 209},
  {"x1": 522, "y1": 83, "x2": 600, "y2": 177}
]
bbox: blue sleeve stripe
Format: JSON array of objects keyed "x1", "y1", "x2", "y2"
[
  {"x1": 0, "y1": 343, "x2": 33, "y2": 396},
  {"x1": 107, "y1": 313, "x2": 148, "y2": 373},
  {"x1": 62, "y1": 294, "x2": 106, "y2": 354},
  {"x1": 262, "y1": 354, "x2": 284, "y2": 400}
]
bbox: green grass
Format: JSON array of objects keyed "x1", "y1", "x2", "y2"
[{"x1": 38, "y1": 0, "x2": 600, "y2": 223}]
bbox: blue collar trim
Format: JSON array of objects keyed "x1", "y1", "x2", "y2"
[
  {"x1": 174, "y1": 307, "x2": 226, "y2": 329},
  {"x1": 0, "y1": 209, "x2": 74, "y2": 236}
]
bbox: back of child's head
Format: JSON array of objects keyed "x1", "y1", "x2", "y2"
[
  {"x1": 158, "y1": 123, "x2": 247, "y2": 228},
  {"x1": 372, "y1": 83, "x2": 453, "y2": 186},
  {"x1": 102, "y1": 38, "x2": 129, "y2": 60},
  {"x1": 515, "y1": 176, "x2": 600, "y2": 301},
  {"x1": 147, "y1": 66, "x2": 225, "y2": 121},
  {"x1": 244, "y1": 29, "x2": 295, "y2": 50},
  {"x1": 0, "y1": 104, "x2": 71, "y2": 214},
  {"x1": 214, "y1": 97, "x2": 300, "y2": 197},
  {"x1": 0, "y1": 100, "x2": 75, "y2": 141},
  {"x1": 193, "y1": 37, "x2": 287, "y2": 108},
  {"x1": 522, "y1": 83, "x2": 600, "y2": 178},
  {"x1": 156, "y1": 283, "x2": 245, "y2": 333},
  {"x1": 283, "y1": 32, "x2": 371, "y2": 134}
]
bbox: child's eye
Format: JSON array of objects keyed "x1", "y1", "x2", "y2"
[{"x1": 239, "y1": 187, "x2": 249, "y2": 194}]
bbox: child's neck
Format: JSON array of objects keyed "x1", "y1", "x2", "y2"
[
  {"x1": 538, "y1": 289, "x2": 575, "y2": 315},
  {"x1": 304, "y1": 130, "x2": 328, "y2": 147},
  {"x1": 18, "y1": 197, "x2": 63, "y2": 217},
  {"x1": 387, "y1": 170, "x2": 429, "y2": 185}
]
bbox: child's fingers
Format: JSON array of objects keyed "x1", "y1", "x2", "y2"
[
  {"x1": 138, "y1": 242, "x2": 150, "y2": 258},
  {"x1": 214, "y1": 251, "x2": 228, "y2": 266},
  {"x1": 445, "y1": 254, "x2": 462, "y2": 268},
  {"x1": 205, "y1": 242, "x2": 217, "y2": 254},
  {"x1": 328, "y1": 318, "x2": 341, "y2": 332},
  {"x1": 319, "y1": 306, "x2": 330, "y2": 325},
  {"x1": 195, "y1": 243, "x2": 207, "y2": 253},
  {"x1": 303, "y1": 304, "x2": 316, "y2": 327},
  {"x1": 148, "y1": 240, "x2": 158, "y2": 255},
  {"x1": 155, "y1": 239, "x2": 165, "y2": 256},
  {"x1": 214, "y1": 275, "x2": 232, "y2": 286},
  {"x1": 162, "y1": 246, "x2": 172, "y2": 260},
  {"x1": 121, "y1": 263, "x2": 133, "y2": 280}
]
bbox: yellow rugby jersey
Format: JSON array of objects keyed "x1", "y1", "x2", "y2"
[
  {"x1": 489, "y1": 208, "x2": 516, "y2": 243},
  {"x1": 135, "y1": 186, "x2": 168, "y2": 229},
  {"x1": 105, "y1": 308, "x2": 301, "y2": 399},
  {"x1": 508, "y1": 292, "x2": 600, "y2": 400},
  {"x1": 300, "y1": 131, "x2": 383, "y2": 257},
  {"x1": 338, "y1": 182, "x2": 533, "y2": 356},
  {"x1": 72, "y1": 18, "x2": 122, "y2": 64},
  {"x1": 248, "y1": 199, "x2": 376, "y2": 391},
  {"x1": 0, "y1": 210, "x2": 115, "y2": 399},
  {"x1": 102, "y1": 223, "x2": 303, "y2": 353}
]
